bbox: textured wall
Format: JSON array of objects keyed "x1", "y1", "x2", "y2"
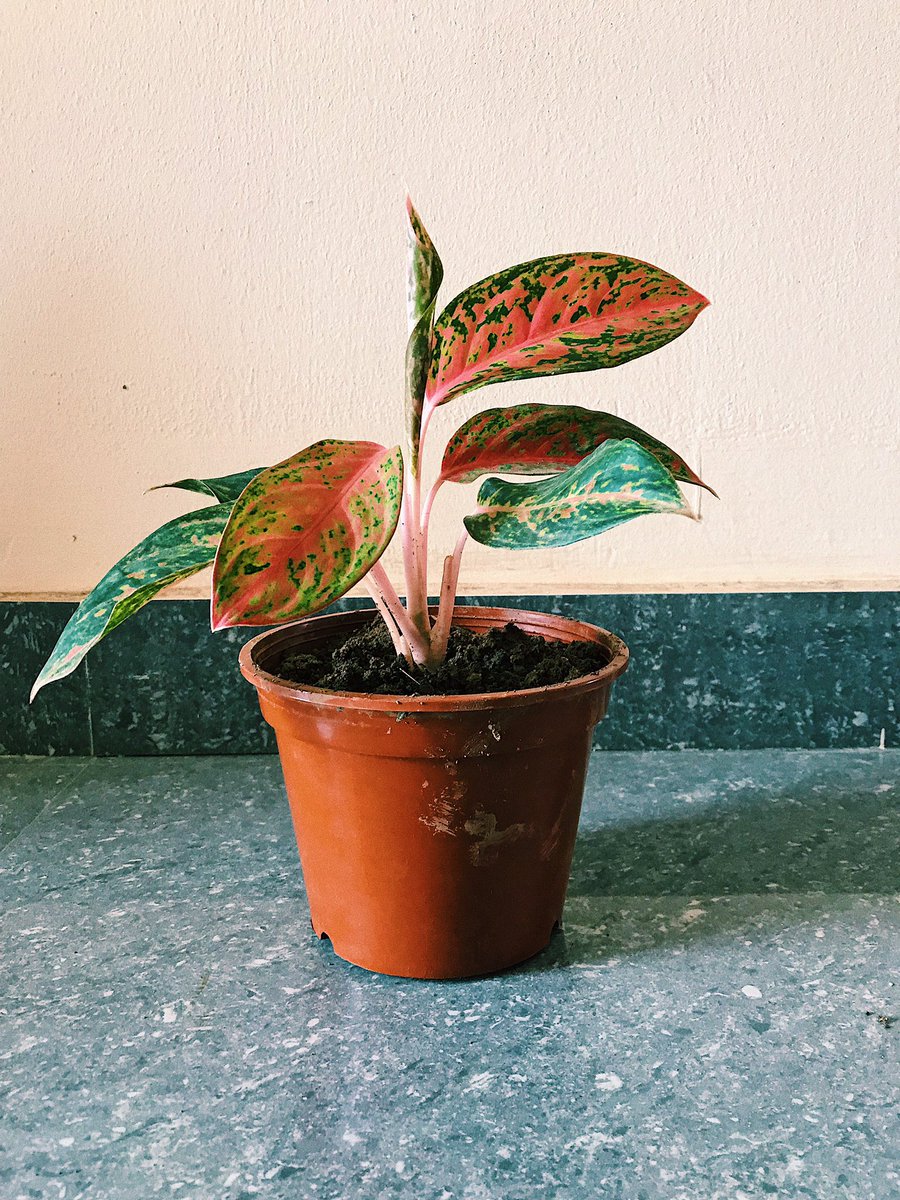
[{"x1": 2, "y1": 1, "x2": 896, "y2": 597}]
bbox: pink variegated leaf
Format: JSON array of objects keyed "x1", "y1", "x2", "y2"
[
  {"x1": 212, "y1": 439, "x2": 403, "y2": 629},
  {"x1": 440, "y1": 403, "x2": 716, "y2": 494},
  {"x1": 427, "y1": 254, "x2": 708, "y2": 409}
]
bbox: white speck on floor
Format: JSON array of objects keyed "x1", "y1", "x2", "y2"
[
  {"x1": 594, "y1": 1072, "x2": 623, "y2": 1092},
  {"x1": 741, "y1": 985, "x2": 763, "y2": 999},
  {"x1": 464, "y1": 1071, "x2": 495, "y2": 1092},
  {"x1": 565, "y1": 1128, "x2": 624, "y2": 1165}
]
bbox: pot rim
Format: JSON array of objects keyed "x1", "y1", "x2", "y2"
[{"x1": 238, "y1": 604, "x2": 628, "y2": 713}]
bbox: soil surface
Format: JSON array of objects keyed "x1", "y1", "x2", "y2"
[{"x1": 276, "y1": 618, "x2": 610, "y2": 696}]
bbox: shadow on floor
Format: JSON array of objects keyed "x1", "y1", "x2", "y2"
[
  {"x1": 515, "y1": 773, "x2": 898, "y2": 973},
  {"x1": 571, "y1": 776, "x2": 897, "y2": 897}
]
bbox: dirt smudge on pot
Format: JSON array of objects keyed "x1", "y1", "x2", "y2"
[{"x1": 464, "y1": 809, "x2": 531, "y2": 865}]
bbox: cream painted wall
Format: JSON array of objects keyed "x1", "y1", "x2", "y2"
[{"x1": 2, "y1": 1, "x2": 897, "y2": 599}]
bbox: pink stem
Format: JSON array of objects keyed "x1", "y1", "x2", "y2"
[
  {"x1": 363, "y1": 574, "x2": 411, "y2": 662},
  {"x1": 401, "y1": 399, "x2": 438, "y2": 637},
  {"x1": 420, "y1": 477, "x2": 442, "y2": 555},
  {"x1": 368, "y1": 560, "x2": 431, "y2": 665},
  {"x1": 398, "y1": 472, "x2": 422, "y2": 628},
  {"x1": 409, "y1": 472, "x2": 429, "y2": 631},
  {"x1": 429, "y1": 531, "x2": 468, "y2": 664}
]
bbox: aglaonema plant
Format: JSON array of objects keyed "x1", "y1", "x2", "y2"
[{"x1": 33, "y1": 200, "x2": 711, "y2": 698}]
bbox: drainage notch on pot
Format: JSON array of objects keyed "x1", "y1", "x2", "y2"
[{"x1": 240, "y1": 606, "x2": 628, "y2": 980}]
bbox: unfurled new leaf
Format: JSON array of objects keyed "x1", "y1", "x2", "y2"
[
  {"x1": 406, "y1": 197, "x2": 443, "y2": 332},
  {"x1": 464, "y1": 438, "x2": 694, "y2": 549},
  {"x1": 31, "y1": 505, "x2": 232, "y2": 700},
  {"x1": 427, "y1": 254, "x2": 708, "y2": 409},
  {"x1": 440, "y1": 403, "x2": 715, "y2": 493},
  {"x1": 404, "y1": 199, "x2": 444, "y2": 471},
  {"x1": 212, "y1": 439, "x2": 403, "y2": 629}
]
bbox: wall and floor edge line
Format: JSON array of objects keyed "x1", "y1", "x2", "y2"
[{"x1": 2, "y1": 592, "x2": 897, "y2": 757}]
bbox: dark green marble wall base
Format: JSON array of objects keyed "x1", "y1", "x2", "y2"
[{"x1": 2, "y1": 592, "x2": 896, "y2": 757}]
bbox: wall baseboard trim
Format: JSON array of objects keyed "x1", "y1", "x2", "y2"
[
  {"x1": 3, "y1": 578, "x2": 899, "y2": 603},
  {"x1": 2, "y1": 592, "x2": 896, "y2": 757}
]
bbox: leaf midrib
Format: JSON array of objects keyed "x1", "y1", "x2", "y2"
[
  {"x1": 477, "y1": 488, "x2": 687, "y2": 519},
  {"x1": 428, "y1": 290, "x2": 689, "y2": 408},
  {"x1": 215, "y1": 445, "x2": 401, "y2": 615}
]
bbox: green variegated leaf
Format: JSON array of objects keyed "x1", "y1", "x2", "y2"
[
  {"x1": 428, "y1": 254, "x2": 708, "y2": 408},
  {"x1": 212, "y1": 439, "x2": 403, "y2": 629},
  {"x1": 151, "y1": 467, "x2": 264, "y2": 503},
  {"x1": 464, "y1": 438, "x2": 694, "y2": 549},
  {"x1": 440, "y1": 403, "x2": 715, "y2": 493},
  {"x1": 404, "y1": 198, "x2": 444, "y2": 472},
  {"x1": 31, "y1": 505, "x2": 231, "y2": 700}
]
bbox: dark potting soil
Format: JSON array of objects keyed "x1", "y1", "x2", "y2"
[{"x1": 275, "y1": 618, "x2": 610, "y2": 696}]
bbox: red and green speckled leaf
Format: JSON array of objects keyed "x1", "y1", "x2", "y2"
[
  {"x1": 427, "y1": 253, "x2": 708, "y2": 409},
  {"x1": 151, "y1": 466, "x2": 264, "y2": 504},
  {"x1": 212, "y1": 439, "x2": 403, "y2": 629},
  {"x1": 464, "y1": 438, "x2": 694, "y2": 550},
  {"x1": 404, "y1": 198, "x2": 443, "y2": 472},
  {"x1": 440, "y1": 403, "x2": 715, "y2": 493},
  {"x1": 31, "y1": 504, "x2": 232, "y2": 700}
]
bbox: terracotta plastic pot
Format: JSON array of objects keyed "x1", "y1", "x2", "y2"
[{"x1": 239, "y1": 606, "x2": 628, "y2": 980}]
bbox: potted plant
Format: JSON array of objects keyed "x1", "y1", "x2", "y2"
[{"x1": 33, "y1": 200, "x2": 711, "y2": 979}]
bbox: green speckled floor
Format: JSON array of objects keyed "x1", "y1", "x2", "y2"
[{"x1": 1, "y1": 751, "x2": 898, "y2": 1199}]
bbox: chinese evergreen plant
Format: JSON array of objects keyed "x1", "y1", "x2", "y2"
[{"x1": 33, "y1": 201, "x2": 711, "y2": 696}]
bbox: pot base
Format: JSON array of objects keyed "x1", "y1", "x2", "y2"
[{"x1": 311, "y1": 917, "x2": 564, "y2": 981}]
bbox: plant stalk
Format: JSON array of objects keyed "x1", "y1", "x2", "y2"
[
  {"x1": 402, "y1": 470, "x2": 429, "y2": 633},
  {"x1": 368, "y1": 560, "x2": 431, "y2": 665},
  {"x1": 429, "y1": 531, "x2": 468, "y2": 664},
  {"x1": 400, "y1": 399, "x2": 437, "y2": 640},
  {"x1": 363, "y1": 573, "x2": 411, "y2": 662},
  {"x1": 420, "y1": 476, "x2": 442, "y2": 562},
  {"x1": 395, "y1": 397, "x2": 466, "y2": 669}
]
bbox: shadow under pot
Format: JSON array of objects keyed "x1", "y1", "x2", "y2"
[{"x1": 239, "y1": 605, "x2": 628, "y2": 980}]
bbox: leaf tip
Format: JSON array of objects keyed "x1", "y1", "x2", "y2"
[
  {"x1": 405, "y1": 194, "x2": 417, "y2": 233},
  {"x1": 405, "y1": 196, "x2": 433, "y2": 250},
  {"x1": 696, "y1": 290, "x2": 711, "y2": 312},
  {"x1": 210, "y1": 603, "x2": 234, "y2": 633},
  {"x1": 462, "y1": 513, "x2": 481, "y2": 542}
]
